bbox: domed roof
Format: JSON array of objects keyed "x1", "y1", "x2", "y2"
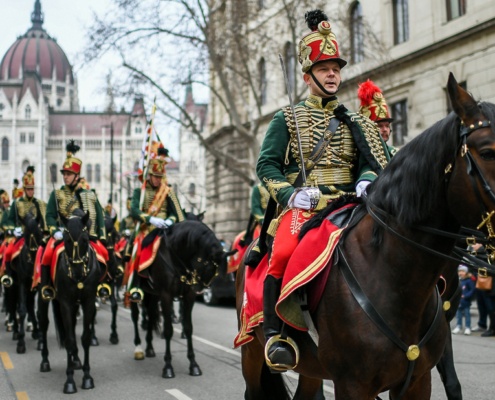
[{"x1": 0, "y1": 1, "x2": 73, "y2": 84}]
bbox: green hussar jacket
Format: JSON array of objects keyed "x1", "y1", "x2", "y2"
[
  {"x1": 130, "y1": 183, "x2": 185, "y2": 231},
  {"x1": 6, "y1": 196, "x2": 48, "y2": 233},
  {"x1": 46, "y1": 186, "x2": 106, "y2": 241},
  {"x1": 257, "y1": 95, "x2": 391, "y2": 207},
  {"x1": 251, "y1": 183, "x2": 270, "y2": 224}
]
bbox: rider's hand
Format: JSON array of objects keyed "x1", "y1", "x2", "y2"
[
  {"x1": 149, "y1": 216, "x2": 167, "y2": 229},
  {"x1": 288, "y1": 187, "x2": 320, "y2": 210},
  {"x1": 355, "y1": 180, "x2": 371, "y2": 198},
  {"x1": 164, "y1": 218, "x2": 173, "y2": 227},
  {"x1": 53, "y1": 230, "x2": 63, "y2": 241},
  {"x1": 13, "y1": 227, "x2": 23, "y2": 238}
]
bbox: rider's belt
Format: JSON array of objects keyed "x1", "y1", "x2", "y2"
[{"x1": 287, "y1": 166, "x2": 353, "y2": 187}]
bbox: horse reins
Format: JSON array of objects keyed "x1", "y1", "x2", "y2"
[{"x1": 63, "y1": 222, "x2": 90, "y2": 281}]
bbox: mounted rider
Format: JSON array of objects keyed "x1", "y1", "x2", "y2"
[
  {"x1": 358, "y1": 79, "x2": 397, "y2": 156},
  {"x1": 37, "y1": 140, "x2": 109, "y2": 301},
  {"x1": 1, "y1": 167, "x2": 48, "y2": 288},
  {"x1": 255, "y1": 9, "x2": 390, "y2": 372},
  {"x1": 127, "y1": 147, "x2": 185, "y2": 303}
]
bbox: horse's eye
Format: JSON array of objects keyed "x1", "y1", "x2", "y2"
[{"x1": 480, "y1": 149, "x2": 495, "y2": 161}]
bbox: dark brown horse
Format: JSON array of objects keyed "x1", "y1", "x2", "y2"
[{"x1": 236, "y1": 74, "x2": 495, "y2": 399}]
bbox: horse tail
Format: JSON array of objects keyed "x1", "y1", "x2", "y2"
[
  {"x1": 259, "y1": 362, "x2": 291, "y2": 399},
  {"x1": 51, "y1": 300, "x2": 66, "y2": 348}
]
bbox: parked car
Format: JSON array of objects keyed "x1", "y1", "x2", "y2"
[{"x1": 200, "y1": 271, "x2": 237, "y2": 306}]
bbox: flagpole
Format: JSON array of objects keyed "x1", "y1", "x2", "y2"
[{"x1": 128, "y1": 97, "x2": 157, "y2": 288}]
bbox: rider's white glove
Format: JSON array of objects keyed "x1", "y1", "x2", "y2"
[
  {"x1": 13, "y1": 227, "x2": 23, "y2": 238},
  {"x1": 53, "y1": 230, "x2": 63, "y2": 241},
  {"x1": 288, "y1": 187, "x2": 321, "y2": 210},
  {"x1": 356, "y1": 180, "x2": 371, "y2": 198},
  {"x1": 124, "y1": 229, "x2": 131, "y2": 237},
  {"x1": 149, "y1": 216, "x2": 167, "y2": 229},
  {"x1": 164, "y1": 218, "x2": 173, "y2": 227}
]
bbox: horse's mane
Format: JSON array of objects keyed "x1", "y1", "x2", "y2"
[
  {"x1": 367, "y1": 111, "x2": 461, "y2": 226},
  {"x1": 166, "y1": 220, "x2": 224, "y2": 258}
]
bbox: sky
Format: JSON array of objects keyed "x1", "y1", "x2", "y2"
[{"x1": 0, "y1": 0, "x2": 117, "y2": 112}]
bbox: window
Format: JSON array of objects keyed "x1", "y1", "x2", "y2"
[
  {"x1": 29, "y1": 132, "x2": 35, "y2": 143},
  {"x1": 50, "y1": 163, "x2": 57, "y2": 183},
  {"x1": 259, "y1": 58, "x2": 267, "y2": 106},
  {"x1": 133, "y1": 161, "x2": 139, "y2": 172},
  {"x1": 393, "y1": 0, "x2": 409, "y2": 45},
  {"x1": 2, "y1": 137, "x2": 8, "y2": 161},
  {"x1": 57, "y1": 98, "x2": 63, "y2": 107},
  {"x1": 25, "y1": 104, "x2": 31, "y2": 120},
  {"x1": 188, "y1": 183, "x2": 196, "y2": 197},
  {"x1": 391, "y1": 100, "x2": 408, "y2": 146},
  {"x1": 20, "y1": 133, "x2": 26, "y2": 143},
  {"x1": 95, "y1": 164, "x2": 101, "y2": 183},
  {"x1": 86, "y1": 164, "x2": 93, "y2": 182},
  {"x1": 446, "y1": 81, "x2": 467, "y2": 114},
  {"x1": 135, "y1": 121, "x2": 142, "y2": 134},
  {"x1": 446, "y1": 0, "x2": 466, "y2": 21},
  {"x1": 283, "y1": 42, "x2": 296, "y2": 94},
  {"x1": 350, "y1": 2, "x2": 365, "y2": 63}
]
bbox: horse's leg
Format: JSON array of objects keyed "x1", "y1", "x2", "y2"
[
  {"x1": 144, "y1": 297, "x2": 156, "y2": 358},
  {"x1": 393, "y1": 371, "x2": 432, "y2": 400},
  {"x1": 293, "y1": 376, "x2": 325, "y2": 400},
  {"x1": 16, "y1": 281, "x2": 27, "y2": 354},
  {"x1": 436, "y1": 326, "x2": 463, "y2": 400},
  {"x1": 37, "y1": 296, "x2": 51, "y2": 371},
  {"x1": 130, "y1": 302, "x2": 144, "y2": 360},
  {"x1": 60, "y1": 301, "x2": 78, "y2": 394},
  {"x1": 181, "y1": 291, "x2": 202, "y2": 377},
  {"x1": 161, "y1": 295, "x2": 175, "y2": 378},
  {"x1": 80, "y1": 299, "x2": 96, "y2": 390},
  {"x1": 27, "y1": 290, "x2": 39, "y2": 340},
  {"x1": 6, "y1": 286, "x2": 18, "y2": 337},
  {"x1": 109, "y1": 291, "x2": 119, "y2": 344}
]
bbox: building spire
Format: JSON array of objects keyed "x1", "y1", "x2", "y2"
[{"x1": 31, "y1": 0, "x2": 44, "y2": 29}]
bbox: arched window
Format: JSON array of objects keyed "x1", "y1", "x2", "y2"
[
  {"x1": 1, "y1": 137, "x2": 9, "y2": 161},
  {"x1": 350, "y1": 2, "x2": 364, "y2": 63},
  {"x1": 446, "y1": 0, "x2": 466, "y2": 21},
  {"x1": 259, "y1": 58, "x2": 267, "y2": 106},
  {"x1": 95, "y1": 164, "x2": 101, "y2": 183},
  {"x1": 393, "y1": 0, "x2": 409, "y2": 45},
  {"x1": 50, "y1": 163, "x2": 57, "y2": 183},
  {"x1": 188, "y1": 183, "x2": 196, "y2": 197},
  {"x1": 86, "y1": 164, "x2": 93, "y2": 182},
  {"x1": 283, "y1": 42, "x2": 296, "y2": 94},
  {"x1": 22, "y1": 159, "x2": 30, "y2": 173},
  {"x1": 25, "y1": 104, "x2": 31, "y2": 120}
]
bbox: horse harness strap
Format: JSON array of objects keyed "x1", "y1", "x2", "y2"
[{"x1": 337, "y1": 246, "x2": 443, "y2": 400}]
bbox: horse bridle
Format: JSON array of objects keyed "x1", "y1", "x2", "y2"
[{"x1": 63, "y1": 223, "x2": 90, "y2": 281}]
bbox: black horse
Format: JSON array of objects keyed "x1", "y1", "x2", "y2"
[
  {"x1": 38, "y1": 209, "x2": 105, "y2": 394},
  {"x1": 130, "y1": 219, "x2": 234, "y2": 378}
]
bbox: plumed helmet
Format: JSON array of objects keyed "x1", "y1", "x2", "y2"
[
  {"x1": 60, "y1": 140, "x2": 82, "y2": 174},
  {"x1": 357, "y1": 80, "x2": 393, "y2": 123},
  {"x1": 298, "y1": 9, "x2": 347, "y2": 72},
  {"x1": 12, "y1": 179, "x2": 24, "y2": 199},
  {"x1": 22, "y1": 165, "x2": 36, "y2": 189}
]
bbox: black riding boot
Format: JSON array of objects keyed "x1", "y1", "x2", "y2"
[
  {"x1": 263, "y1": 275, "x2": 297, "y2": 372},
  {"x1": 129, "y1": 272, "x2": 144, "y2": 303},
  {"x1": 481, "y1": 311, "x2": 495, "y2": 337},
  {"x1": 1, "y1": 261, "x2": 13, "y2": 287},
  {"x1": 40, "y1": 265, "x2": 56, "y2": 301}
]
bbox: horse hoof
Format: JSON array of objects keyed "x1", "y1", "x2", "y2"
[
  {"x1": 6, "y1": 323, "x2": 12, "y2": 332},
  {"x1": 162, "y1": 367, "x2": 175, "y2": 379},
  {"x1": 190, "y1": 365, "x2": 202, "y2": 376},
  {"x1": 63, "y1": 382, "x2": 78, "y2": 394},
  {"x1": 109, "y1": 334, "x2": 119, "y2": 345},
  {"x1": 16, "y1": 345, "x2": 26, "y2": 354},
  {"x1": 81, "y1": 377, "x2": 95, "y2": 390},
  {"x1": 145, "y1": 348, "x2": 156, "y2": 358},
  {"x1": 134, "y1": 351, "x2": 145, "y2": 360},
  {"x1": 91, "y1": 337, "x2": 99, "y2": 346},
  {"x1": 40, "y1": 362, "x2": 51, "y2": 372}
]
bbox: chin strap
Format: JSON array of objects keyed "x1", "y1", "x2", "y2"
[{"x1": 309, "y1": 70, "x2": 338, "y2": 96}]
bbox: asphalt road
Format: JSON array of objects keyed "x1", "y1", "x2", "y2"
[{"x1": 1, "y1": 294, "x2": 494, "y2": 399}]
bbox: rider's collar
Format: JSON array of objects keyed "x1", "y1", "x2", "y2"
[{"x1": 305, "y1": 94, "x2": 339, "y2": 110}]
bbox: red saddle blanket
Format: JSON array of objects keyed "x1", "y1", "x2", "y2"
[
  {"x1": 227, "y1": 226, "x2": 261, "y2": 274},
  {"x1": 234, "y1": 203, "x2": 356, "y2": 348}
]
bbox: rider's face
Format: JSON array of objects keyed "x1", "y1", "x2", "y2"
[
  {"x1": 149, "y1": 175, "x2": 162, "y2": 188},
  {"x1": 304, "y1": 61, "x2": 342, "y2": 97},
  {"x1": 62, "y1": 171, "x2": 78, "y2": 186},
  {"x1": 377, "y1": 121, "x2": 391, "y2": 142},
  {"x1": 25, "y1": 188, "x2": 34, "y2": 198}
]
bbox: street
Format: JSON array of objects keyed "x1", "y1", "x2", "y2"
[{"x1": 1, "y1": 294, "x2": 494, "y2": 399}]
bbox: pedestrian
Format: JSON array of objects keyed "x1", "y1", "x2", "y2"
[
  {"x1": 255, "y1": 9, "x2": 390, "y2": 372},
  {"x1": 452, "y1": 264, "x2": 475, "y2": 335}
]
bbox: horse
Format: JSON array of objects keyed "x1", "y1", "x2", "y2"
[
  {"x1": 129, "y1": 219, "x2": 234, "y2": 378},
  {"x1": 38, "y1": 209, "x2": 105, "y2": 394},
  {"x1": 3, "y1": 212, "x2": 43, "y2": 353},
  {"x1": 236, "y1": 74, "x2": 495, "y2": 399}
]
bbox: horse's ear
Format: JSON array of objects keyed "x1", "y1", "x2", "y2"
[
  {"x1": 447, "y1": 72, "x2": 479, "y2": 125},
  {"x1": 198, "y1": 211, "x2": 205, "y2": 221}
]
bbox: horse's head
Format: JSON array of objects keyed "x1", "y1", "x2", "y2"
[
  {"x1": 21, "y1": 212, "x2": 44, "y2": 251},
  {"x1": 61, "y1": 209, "x2": 91, "y2": 266},
  {"x1": 104, "y1": 214, "x2": 119, "y2": 248},
  {"x1": 446, "y1": 73, "x2": 495, "y2": 233}
]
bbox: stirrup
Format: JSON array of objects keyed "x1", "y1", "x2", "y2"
[
  {"x1": 41, "y1": 285, "x2": 56, "y2": 301},
  {"x1": 129, "y1": 287, "x2": 144, "y2": 303},
  {"x1": 1, "y1": 275, "x2": 13, "y2": 288},
  {"x1": 264, "y1": 334, "x2": 299, "y2": 372},
  {"x1": 97, "y1": 283, "x2": 112, "y2": 299}
]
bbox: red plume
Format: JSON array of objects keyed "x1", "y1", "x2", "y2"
[{"x1": 357, "y1": 80, "x2": 382, "y2": 106}]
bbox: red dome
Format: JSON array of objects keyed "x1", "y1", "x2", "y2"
[{"x1": 0, "y1": 1, "x2": 73, "y2": 84}]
